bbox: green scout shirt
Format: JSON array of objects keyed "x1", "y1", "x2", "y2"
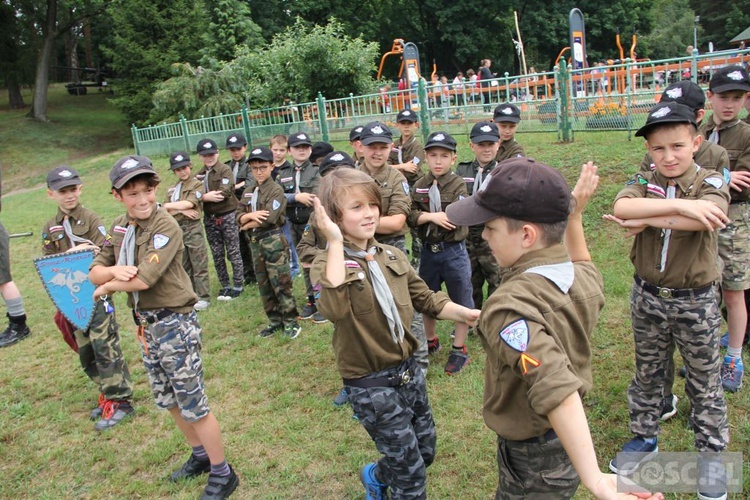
[
  {"x1": 276, "y1": 160, "x2": 320, "y2": 225},
  {"x1": 615, "y1": 165, "x2": 730, "y2": 288},
  {"x1": 42, "y1": 204, "x2": 109, "y2": 255},
  {"x1": 495, "y1": 139, "x2": 525, "y2": 163},
  {"x1": 700, "y1": 118, "x2": 750, "y2": 202},
  {"x1": 236, "y1": 180, "x2": 287, "y2": 232},
  {"x1": 196, "y1": 162, "x2": 237, "y2": 215},
  {"x1": 477, "y1": 244, "x2": 604, "y2": 441},
  {"x1": 407, "y1": 171, "x2": 468, "y2": 243},
  {"x1": 640, "y1": 140, "x2": 729, "y2": 174},
  {"x1": 311, "y1": 239, "x2": 450, "y2": 379},
  {"x1": 358, "y1": 164, "x2": 412, "y2": 239},
  {"x1": 456, "y1": 159, "x2": 499, "y2": 238},
  {"x1": 92, "y1": 208, "x2": 197, "y2": 312},
  {"x1": 388, "y1": 135, "x2": 426, "y2": 184},
  {"x1": 164, "y1": 178, "x2": 203, "y2": 224}
]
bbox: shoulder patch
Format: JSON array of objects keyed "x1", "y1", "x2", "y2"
[
  {"x1": 704, "y1": 176, "x2": 723, "y2": 189},
  {"x1": 195, "y1": 191, "x2": 202, "y2": 199},
  {"x1": 344, "y1": 260, "x2": 362, "y2": 268},
  {"x1": 402, "y1": 181, "x2": 410, "y2": 194},
  {"x1": 723, "y1": 168, "x2": 731, "y2": 185},
  {"x1": 153, "y1": 233, "x2": 170, "y2": 249},
  {"x1": 49, "y1": 225, "x2": 64, "y2": 232},
  {"x1": 113, "y1": 225, "x2": 128, "y2": 234},
  {"x1": 222, "y1": 178, "x2": 229, "y2": 185},
  {"x1": 280, "y1": 176, "x2": 293, "y2": 183},
  {"x1": 97, "y1": 225, "x2": 107, "y2": 237},
  {"x1": 498, "y1": 319, "x2": 529, "y2": 352},
  {"x1": 272, "y1": 199, "x2": 281, "y2": 211}
]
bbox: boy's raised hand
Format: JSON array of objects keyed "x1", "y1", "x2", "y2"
[
  {"x1": 571, "y1": 161, "x2": 600, "y2": 217},
  {"x1": 312, "y1": 197, "x2": 343, "y2": 243}
]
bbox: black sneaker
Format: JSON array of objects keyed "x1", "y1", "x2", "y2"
[
  {"x1": 298, "y1": 302, "x2": 317, "y2": 320},
  {"x1": 218, "y1": 288, "x2": 242, "y2": 301},
  {"x1": 200, "y1": 465, "x2": 239, "y2": 499},
  {"x1": 284, "y1": 322, "x2": 302, "y2": 339},
  {"x1": 311, "y1": 311, "x2": 328, "y2": 324},
  {"x1": 170, "y1": 453, "x2": 211, "y2": 482},
  {"x1": 0, "y1": 321, "x2": 30, "y2": 348},
  {"x1": 217, "y1": 288, "x2": 231, "y2": 301},
  {"x1": 427, "y1": 337, "x2": 441, "y2": 355},
  {"x1": 445, "y1": 346, "x2": 470, "y2": 375},
  {"x1": 660, "y1": 395, "x2": 678, "y2": 421},
  {"x1": 258, "y1": 324, "x2": 283, "y2": 338}
]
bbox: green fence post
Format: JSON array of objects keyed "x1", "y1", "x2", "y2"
[
  {"x1": 179, "y1": 114, "x2": 190, "y2": 152},
  {"x1": 691, "y1": 48, "x2": 699, "y2": 84},
  {"x1": 241, "y1": 106, "x2": 252, "y2": 147},
  {"x1": 417, "y1": 78, "x2": 430, "y2": 140},
  {"x1": 504, "y1": 72, "x2": 510, "y2": 102},
  {"x1": 131, "y1": 124, "x2": 140, "y2": 155},
  {"x1": 316, "y1": 92, "x2": 329, "y2": 142},
  {"x1": 559, "y1": 60, "x2": 573, "y2": 143}
]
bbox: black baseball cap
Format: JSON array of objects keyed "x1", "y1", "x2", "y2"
[
  {"x1": 660, "y1": 81, "x2": 705, "y2": 111},
  {"x1": 446, "y1": 157, "x2": 571, "y2": 224},
  {"x1": 424, "y1": 132, "x2": 457, "y2": 151},
  {"x1": 47, "y1": 165, "x2": 82, "y2": 191},
  {"x1": 319, "y1": 151, "x2": 356, "y2": 177},
  {"x1": 396, "y1": 109, "x2": 418, "y2": 123},
  {"x1": 225, "y1": 133, "x2": 247, "y2": 148},
  {"x1": 109, "y1": 155, "x2": 158, "y2": 189},
  {"x1": 493, "y1": 103, "x2": 521, "y2": 123},
  {"x1": 247, "y1": 146, "x2": 274, "y2": 163},
  {"x1": 310, "y1": 142, "x2": 334, "y2": 163},
  {"x1": 470, "y1": 122, "x2": 500, "y2": 143},
  {"x1": 635, "y1": 102, "x2": 697, "y2": 138},
  {"x1": 349, "y1": 126, "x2": 364, "y2": 142},
  {"x1": 169, "y1": 151, "x2": 191, "y2": 170},
  {"x1": 288, "y1": 132, "x2": 312, "y2": 147},
  {"x1": 359, "y1": 121, "x2": 394, "y2": 145},
  {"x1": 196, "y1": 138, "x2": 219, "y2": 156},
  {"x1": 709, "y1": 65, "x2": 750, "y2": 94}
]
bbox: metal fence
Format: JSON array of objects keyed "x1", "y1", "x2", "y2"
[{"x1": 132, "y1": 49, "x2": 750, "y2": 156}]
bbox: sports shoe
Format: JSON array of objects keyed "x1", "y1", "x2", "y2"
[
  {"x1": 311, "y1": 311, "x2": 328, "y2": 324},
  {"x1": 333, "y1": 388, "x2": 348, "y2": 407},
  {"x1": 697, "y1": 454, "x2": 727, "y2": 500},
  {"x1": 200, "y1": 464, "x2": 239, "y2": 499},
  {"x1": 218, "y1": 288, "x2": 242, "y2": 301},
  {"x1": 0, "y1": 320, "x2": 30, "y2": 348},
  {"x1": 444, "y1": 346, "x2": 470, "y2": 375},
  {"x1": 170, "y1": 453, "x2": 211, "y2": 482},
  {"x1": 90, "y1": 393, "x2": 106, "y2": 420},
  {"x1": 284, "y1": 322, "x2": 302, "y2": 339},
  {"x1": 660, "y1": 394, "x2": 678, "y2": 421},
  {"x1": 94, "y1": 400, "x2": 134, "y2": 431},
  {"x1": 298, "y1": 302, "x2": 317, "y2": 320},
  {"x1": 721, "y1": 355, "x2": 743, "y2": 392},
  {"x1": 360, "y1": 462, "x2": 387, "y2": 500},
  {"x1": 258, "y1": 324, "x2": 283, "y2": 338},
  {"x1": 217, "y1": 288, "x2": 231, "y2": 300},
  {"x1": 608, "y1": 436, "x2": 658, "y2": 475},
  {"x1": 194, "y1": 300, "x2": 210, "y2": 311},
  {"x1": 427, "y1": 337, "x2": 441, "y2": 355}
]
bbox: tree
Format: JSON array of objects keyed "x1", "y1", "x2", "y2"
[
  {"x1": 639, "y1": 0, "x2": 697, "y2": 59},
  {"x1": 199, "y1": 0, "x2": 263, "y2": 64},
  {"x1": 0, "y1": 1, "x2": 34, "y2": 109},
  {"x1": 690, "y1": 0, "x2": 750, "y2": 51}
]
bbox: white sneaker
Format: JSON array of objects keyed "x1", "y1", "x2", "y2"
[{"x1": 194, "y1": 300, "x2": 210, "y2": 311}]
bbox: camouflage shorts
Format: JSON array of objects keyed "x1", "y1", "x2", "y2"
[
  {"x1": 141, "y1": 310, "x2": 210, "y2": 422},
  {"x1": 718, "y1": 202, "x2": 750, "y2": 290}
]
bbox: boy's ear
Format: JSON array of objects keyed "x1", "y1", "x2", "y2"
[
  {"x1": 521, "y1": 223, "x2": 539, "y2": 248},
  {"x1": 691, "y1": 132, "x2": 703, "y2": 154},
  {"x1": 46, "y1": 188, "x2": 54, "y2": 199},
  {"x1": 111, "y1": 189, "x2": 123, "y2": 202}
]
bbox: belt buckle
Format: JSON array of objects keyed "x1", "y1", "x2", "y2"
[
  {"x1": 399, "y1": 369, "x2": 411, "y2": 385},
  {"x1": 251, "y1": 235, "x2": 257, "y2": 243},
  {"x1": 138, "y1": 316, "x2": 148, "y2": 326},
  {"x1": 657, "y1": 287, "x2": 672, "y2": 298},
  {"x1": 430, "y1": 243, "x2": 441, "y2": 253}
]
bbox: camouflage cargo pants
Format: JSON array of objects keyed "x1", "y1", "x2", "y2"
[
  {"x1": 290, "y1": 222, "x2": 313, "y2": 298},
  {"x1": 239, "y1": 229, "x2": 256, "y2": 284},
  {"x1": 181, "y1": 220, "x2": 211, "y2": 301},
  {"x1": 204, "y1": 212, "x2": 244, "y2": 289},
  {"x1": 627, "y1": 280, "x2": 728, "y2": 452},
  {"x1": 250, "y1": 231, "x2": 298, "y2": 326},
  {"x1": 346, "y1": 360, "x2": 436, "y2": 499},
  {"x1": 76, "y1": 299, "x2": 133, "y2": 401},
  {"x1": 466, "y1": 234, "x2": 500, "y2": 309}
]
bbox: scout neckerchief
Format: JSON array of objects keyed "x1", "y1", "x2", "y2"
[
  {"x1": 343, "y1": 245, "x2": 405, "y2": 344},
  {"x1": 473, "y1": 166, "x2": 484, "y2": 195},
  {"x1": 659, "y1": 180, "x2": 677, "y2": 272},
  {"x1": 294, "y1": 163, "x2": 303, "y2": 194},
  {"x1": 117, "y1": 221, "x2": 138, "y2": 309},
  {"x1": 708, "y1": 119, "x2": 741, "y2": 145},
  {"x1": 202, "y1": 170, "x2": 211, "y2": 194},
  {"x1": 426, "y1": 178, "x2": 441, "y2": 238},
  {"x1": 250, "y1": 185, "x2": 259, "y2": 212},
  {"x1": 62, "y1": 214, "x2": 95, "y2": 247},
  {"x1": 396, "y1": 136, "x2": 416, "y2": 164},
  {"x1": 170, "y1": 181, "x2": 182, "y2": 203}
]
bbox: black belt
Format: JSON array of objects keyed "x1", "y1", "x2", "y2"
[
  {"x1": 133, "y1": 308, "x2": 173, "y2": 326},
  {"x1": 423, "y1": 241, "x2": 461, "y2": 253},
  {"x1": 730, "y1": 200, "x2": 749, "y2": 205},
  {"x1": 634, "y1": 275, "x2": 713, "y2": 299},
  {"x1": 343, "y1": 358, "x2": 416, "y2": 388},
  {"x1": 516, "y1": 428, "x2": 557, "y2": 444},
  {"x1": 207, "y1": 210, "x2": 234, "y2": 219},
  {"x1": 250, "y1": 228, "x2": 283, "y2": 243}
]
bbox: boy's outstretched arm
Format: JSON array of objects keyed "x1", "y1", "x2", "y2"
[{"x1": 567, "y1": 161, "x2": 599, "y2": 263}]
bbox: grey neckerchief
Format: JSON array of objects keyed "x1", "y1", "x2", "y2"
[
  {"x1": 250, "y1": 186, "x2": 259, "y2": 212},
  {"x1": 473, "y1": 166, "x2": 484, "y2": 195},
  {"x1": 708, "y1": 119, "x2": 741, "y2": 145},
  {"x1": 231, "y1": 161, "x2": 239, "y2": 183},
  {"x1": 202, "y1": 168, "x2": 211, "y2": 193},
  {"x1": 426, "y1": 179, "x2": 441, "y2": 238},
  {"x1": 659, "y1": 180, "x2": 677, "y2": 272},
  {"x1": 343, "y1": 245, "x2": 405, "y2": 344},
  {"x1": 117, "y1": 222, "x2": 139, "y2": 309},
  {"x1": 170, "y1": 181, "x2": 182, "y2": 203},
  {"x1": 294, "y1": 165, "x2": 302, "y2": 194},
  {"x1": 63, "y1": 215, "x2": 95, "y2": 247}
]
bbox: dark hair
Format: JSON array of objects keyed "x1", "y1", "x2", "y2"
[
  {"x1": 114, "y1": 173, "x2": 160, "y2": 194},
  {"x1": 503, "y1": 198, "x2": 574, "y2": 246},
  {"x1": 644, "y1": 121, "x2": 698, "y2": 141}
]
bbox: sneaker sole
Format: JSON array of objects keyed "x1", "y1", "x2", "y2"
[
  {"x1": 285, "y1": 328, "x2": 302, "y2": 339},
  {"x1": 94, "y1": 410, "x2": 134, "y2": 432},
  {"x1": 660, "y1": 406, "x2": 678, "y2": 421},
  {"x1": 608, "y1": 447, "x2": 659, "y2": 475},
  {"x1": 312, "y1": 318, "x2": 329, "y2": 324}
]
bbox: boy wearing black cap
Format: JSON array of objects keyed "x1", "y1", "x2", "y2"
[
  {"x1": 702, "y1": 65, "x2": 750, "y2": 392},
  {"x1": 455, "y1": 122, "x2": 502, "y2": 309},
  {"x1": 492, "y1": 103, "x2": 526, "y2": 162},
  {"x1": 446, "y1": 160, "x2": 649, "y2": 499},
  {"x1": 349, "y1": 125, "x2": 365, "y2": 166},
  {"x1": 310, "y1": 141, "x2": 334, "y2": 166},
  {"x1": 42, "y1": 165, "x2": 135, "y2": 430},
  {"x1": 196, "y1": 138, "x2": 244, "y2": 301},
  {"x1": 604, "y1": 102, "x2": 730, "y2": 498},
  {"x1": 90, "y1": 156, "x2": 238, "y2": 499},
  {"x1": 237, "y1": 147, "x2": 300, "y2": 339},
  {"x1": 407, "y1": 132, "x2": 474, "y2": 375},
  {"x1": 225, "y1": 133, "x2": 256, "y2": 286},
  {"x1": 163, "y1": 152, "x2": 211, "y2": 311},
  {"x1": 277, "y1": 132, "x2": 322, "y2": 322}
]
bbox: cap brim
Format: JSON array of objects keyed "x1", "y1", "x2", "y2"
[
  {"x1": 635, "y1": 117, "x2": 696, "y2": 137},
  {"x1": 289, "y1": 141, "x2": 312, "y2": 147},
  {"x1": 198, "y1": 149, "x2": 218, "y2": 156},
  {"x1": 360, "y1": 137, "x2": 392, "y2": 145},
  {"x1": 170, "y1": 161, "x2": 190, "y2": 170},
  {"x1": 424, "y1": 143, "x2": 456, "y2": 151},
  {"x1": 445, "y1": 195, "x2": 498, "y2": 226},
  {"x1": 112, "y1": 167, "x2": 157, "y2": 189},
  {"x1": 471, "y1": 135, "x2": 499, "y2": 143},
  {"x1": 493, "y1": 116, "x2": 521, "y2": 123},
  {"x1": 710, "y1": 84, "x2": 750, "y2": 94},
  {"x1": 48, "y1": 178, "x2": 82, "y2": 191}
]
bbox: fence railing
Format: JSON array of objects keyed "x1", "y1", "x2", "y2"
[{"x1": 132, "y1": 49, "x2": 750, "y2": 156}]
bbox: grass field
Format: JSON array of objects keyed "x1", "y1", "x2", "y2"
[{"x1": 0, "y1": 85, "x2": 748, "y2": 499}]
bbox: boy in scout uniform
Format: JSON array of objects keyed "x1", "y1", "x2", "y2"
[
  {"x1": 492, "y1": 103, "x2": 526, "y2": 162},
  {"x1": 237, "y1": 146, "x2": 301, "y2": 339},
  {"x1": 163, "y1": 152, "x2": 211, "y2": 311},
  {"x1": 310, "y1": 168, "x2": 479, "y2": 500},
  {"x1": 276, "y1": 132, "x2": 322, "y2": 322},
  {"x1": 605, "y1": 103, "x2": 730, "y2": 498},
  {"x1": 455, "y1": 122, "x2": 502, "y2": 309},
  {"x1": 195, "y1": 138, "x2": 244, "y2": 301},
  {"x1": 407, "y1": 132, "x2": 474, "y2": 375},
  {"x1": 90, "y1": 156, "x2": 239, "y2": 499},
  {"x1": 42, "y1": 165, "x2": 135, "y2": 430},
  {"x1": 269, "y1": 134, "x2": 300, "y2": 277},
  {"x1": 225, "y1": 133, "x2": 256, "y2": 286},
  {"x1": 0, "y1": 220, "x2": 30, "y2": 348},
  {"x1": 349, "y1": 125, "x2": 365, "y2": 166},
  {"x1": 702, "y1": 65, "x2": 750, "y2": 392},
  {"x1": 446, "y1": 160, "x2": 654, "y2": 499}
]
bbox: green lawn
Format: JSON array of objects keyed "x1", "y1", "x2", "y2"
[{"x1": 0, "y1": 90, "x2": 747, "y2": 498}]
